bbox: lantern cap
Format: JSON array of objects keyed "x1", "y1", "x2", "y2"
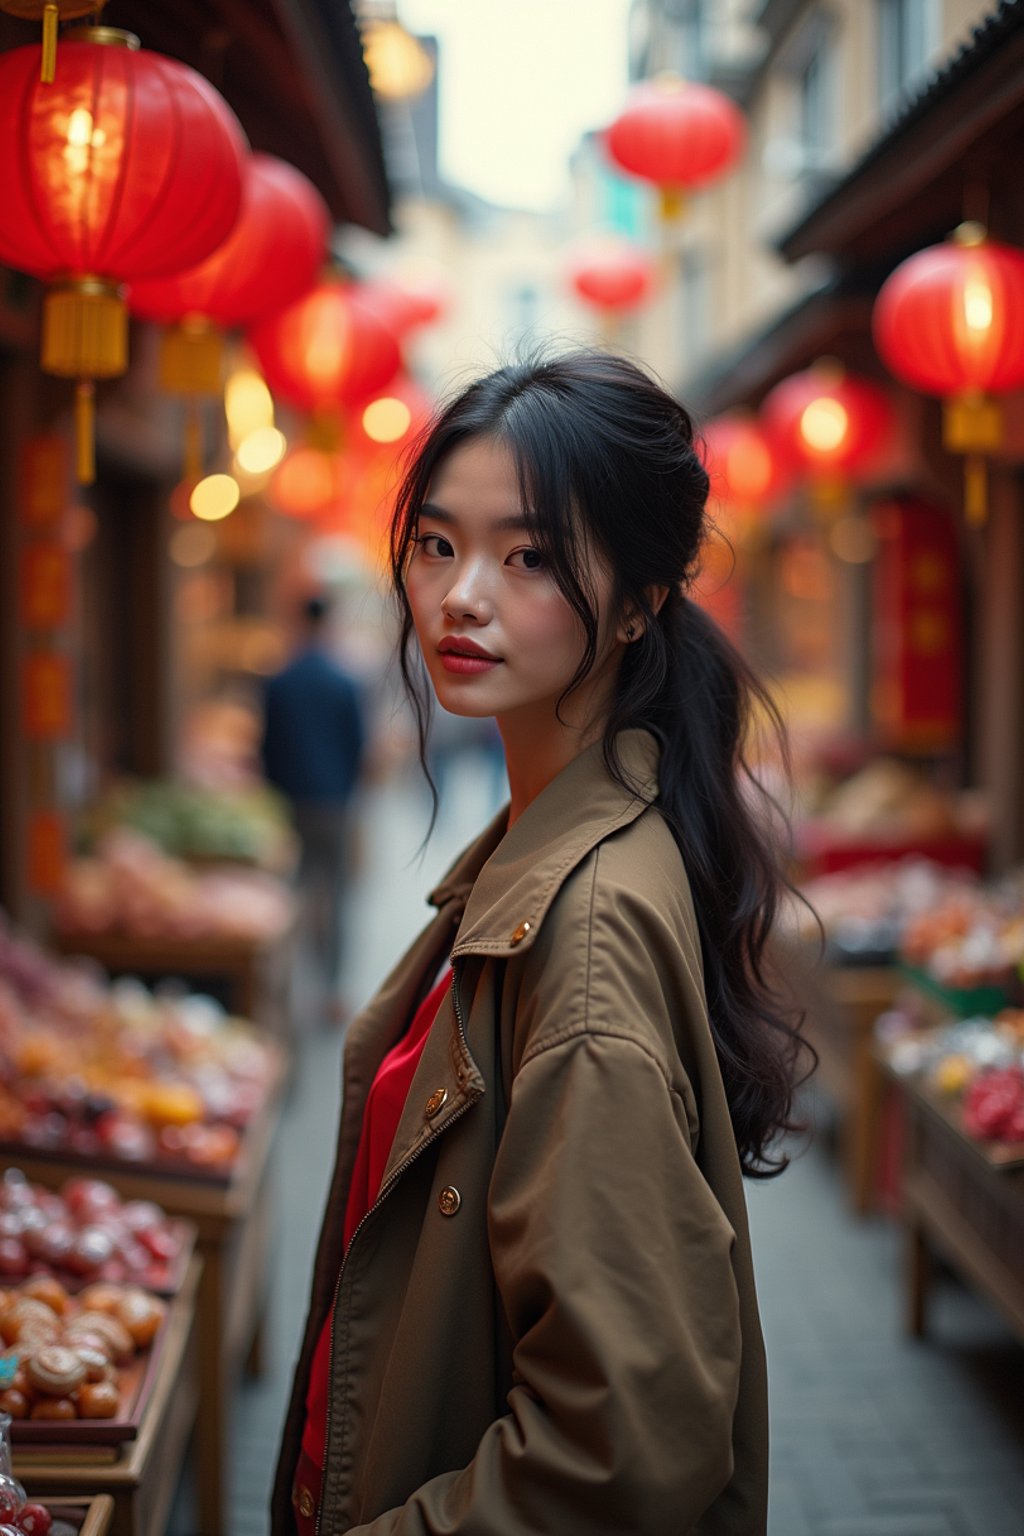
[
  {"x1": 952, "y1": 220, "x2": 987, "y2": 248},
  {"x1": 811, "y1": 355, "x2": 845, "y2": 387},
  {"x1": 63, "y1": 24, "x2": 139, "y2": 48}
]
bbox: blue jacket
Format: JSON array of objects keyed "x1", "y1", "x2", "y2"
[{"x1": 260, "y1": 647, "x2": 366, "y2": 805}]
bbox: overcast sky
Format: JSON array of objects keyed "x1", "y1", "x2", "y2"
[{"x1": 398, "y1": 0, "x2": 633, "y2": 210}]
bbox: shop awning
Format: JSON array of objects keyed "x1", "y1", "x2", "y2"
[
  {"x1": 775, "y1": 0, "x2": 1024, "y2": 266},
  {"x1": 0, "y1": 0, "x2": 391, "y2": 235}
]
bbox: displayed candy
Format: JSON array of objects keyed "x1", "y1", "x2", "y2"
[
  {"x1": 55, "y1": 829, "x2": 293, "y2": 942},
  {"x1": 0, "y1": 915, "x2": 274, "y2": 1175},
  {"x1": 0, "y1": 1277, "x2": 166, "y2": 1422},
  {"x1": 0, "y1": 1171, "x2": 184, "y2": 1292},
  {"x1": 963, "y1": 1067, "x2": 1024, "y2": 1144}
]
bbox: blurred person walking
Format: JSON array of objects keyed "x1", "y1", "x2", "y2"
[
  {"x1": 261, "y1": 594, "x2": 366, "y2": 1022},
  {"x1": 273, "y1": 352, "x2": 811, "y2": 1536}
]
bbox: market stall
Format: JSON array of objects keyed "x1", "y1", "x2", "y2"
[{"x1": 0, "y1": 921, "x2": 286, "y2": 1536}]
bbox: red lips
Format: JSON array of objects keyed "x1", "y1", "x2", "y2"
[{"x1": 438, "y1": 636, "x2": 500, "y2": 660}]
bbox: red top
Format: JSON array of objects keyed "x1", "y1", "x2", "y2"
[{"x1": 301, "y1": 967, "x2": 453, "y2": 1470}]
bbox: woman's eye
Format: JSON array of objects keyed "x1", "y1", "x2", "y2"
[
  {"x1": 416, "y1": 532, "x2": 453, "y2": 558},
  {"x1": 507, "y1": 547, "x2": 544, "y2": 571}
]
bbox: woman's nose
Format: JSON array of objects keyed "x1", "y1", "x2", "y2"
[{"x1": 442, "y1": 562, "x2": 493, "y2": 622}]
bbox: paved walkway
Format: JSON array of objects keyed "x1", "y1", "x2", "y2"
[{"x1": 169, "y1": 760, "x2": 1024, "y2": 1536}]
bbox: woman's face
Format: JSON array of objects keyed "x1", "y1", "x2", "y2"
[{"x1": 406, "y1": 436, "x2": 624, "y2": 737}]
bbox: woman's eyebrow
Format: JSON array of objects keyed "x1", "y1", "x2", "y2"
[{"x1": 419, "y1": 501, "x2": 529, "y2": 533}]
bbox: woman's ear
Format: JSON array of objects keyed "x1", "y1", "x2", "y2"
[{"x1": 618, "y1": 584, "x2": 671, "y2": 643}]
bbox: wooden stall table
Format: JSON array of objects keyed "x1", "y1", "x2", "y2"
[
  {"x1": 54, "y1": 919, "x2": 299, "y2": 1047},
  {"x1": 776, "y1": 937, "x2": 899, "y2": 1212},
  {"x1": 882, "y1": 1064, "x2": 1024, "y2": 1344},
  {"x1": 5, "y1": 1046, "x2": 286, "y2": 1536},
  {"x1": 45, "y1": 1497, "x2": 117, "y2": 1536},
  {"x1": 13, "y1": 1258, "x2": 201, "y2": 1536}
]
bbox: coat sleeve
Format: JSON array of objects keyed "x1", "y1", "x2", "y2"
[{"x1": 341, "y1": 1027, "x2": 743, "y2": 1536}]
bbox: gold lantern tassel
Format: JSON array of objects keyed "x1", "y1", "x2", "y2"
[
  {"x1": 964, "y1": 455, "x2": 987, "y2": 528},
  {"x1": 75, "y1": 379, "x2": 95, "y2": 484},
  {"x1": 41, "y1": 2, "x2": 58, "y2": 81},
  {"x1": 184, "y1": 399, "x2": 204, "y2": 485}
]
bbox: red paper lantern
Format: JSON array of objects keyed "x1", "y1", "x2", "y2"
[
  {"x1": 762, "y1": 362, "x2": 893, "y2": 509},
  {"x1": 873, "y1": 223, "x2": 1024, "y2": 524},
  {"x1": 270, "y1": 447, "x2": 347, "y2": 520},
  {"x1": 702, "y1": 415, "x2": 791, "y2": 506},
  {"x1": 249, "y1": 278, "x2": 403, "y2": 415},
  {"x1": 0, "y1": 30, "x2": 246, "y2": 480},
  {"x1": 362, "y1": 271, "x2": 449, "y2": 335},
  {"x1": 128, "y1": 154, "x2": 329, "y2": 480},
  {"x1": 129, "y1": 154, "x2": 329, "y2": 330},
  {"x1": 605, "y1": 74, "x2": 745, "y2": 218},
  {"x1": 567, "y1": 236, "x2": 657, "y2": 313},
  {"x1": 701, "y1": 414, "x2": 792, "y2": 540}
]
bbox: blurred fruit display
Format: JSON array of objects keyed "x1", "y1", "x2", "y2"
[
  {"x1": 54, "y1": 831, "x2": 293, "y2": 942},
  {"x1": 79, "y1": 782, "x2": 293, "y2": 872},
  {"x1": 0, "y1": 1171, "x2": 189, "y2": 1296},
  {"x1": 792, "y1": 756, "x2": 987, "y2": 877},
  {"x1": 882, "y1": 1008, "x2": 1024, "y2": 1163},
  {"x1": 784, "y1": 858, "x2": 980, "y2": 964},
  {"x1": 0, "y1": 915, "x2": 276, "y2": 1176}
]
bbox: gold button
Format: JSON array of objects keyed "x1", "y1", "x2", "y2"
[
  {"x1": 438, "y1": 1185, "x2": 462, "y2": 1216},
  {"x1": 510, "y1": 920, "x2": 532, "y2": 945},
  {"x1": 425, "y1": 1087, "x2": 448, "y2": 1118},
  {"x1": 297, "y1": 1486, "x2": 315, "y2": 1519}
]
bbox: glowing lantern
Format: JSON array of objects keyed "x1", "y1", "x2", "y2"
[
  {"x1": 129, "y1": 153, "x2": 329, "y2": 478},
  {"x1": 0, "y1": 30, "x2": 246, "y2": 481},
  {"x1": 249, "y1": 277, "x2": 403, "y2": 417},
  {"x1": 0, "y1": 1, "x2": 98, "y2": 84},
  {"x1": 362, "y1": 18, "x2": 434, "y2": 101},
  {"x1": 269, "y1": 446, "x2": 347, "y2": 520},
  {"x1": 567, "y1": 235, "x2": 657, "y2": 313},
  {"x1": 873, "y1": 222, "x2": 1024, "y2": 525},
  {"x1": 605, "y1": 74, "x2": 746, "y2": 220},
  {"x1": 362, "y1": 271, "x2": 448, "y2": 336},
  {"x1": 702, "y1": 414, "x2": 792, "y2": 540},
  {"x1": 354, "y1": 375, "x2": 432, "y2": 451},
  {"x1": 762, "y1": 361, "x2": 893, "y2": 513}
]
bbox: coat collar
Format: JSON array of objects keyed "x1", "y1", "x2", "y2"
[{"x1": 429, "y1": 729, "x2": 661, "y2": 961}]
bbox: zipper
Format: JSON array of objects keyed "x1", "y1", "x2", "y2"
[{"x1": 314, "y1": 960, "x2": 476, "y2": 1534}]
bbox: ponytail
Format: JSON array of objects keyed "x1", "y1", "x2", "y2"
[{"x1": 606, "y1": 592, "x2": 812, "y2": 1177}]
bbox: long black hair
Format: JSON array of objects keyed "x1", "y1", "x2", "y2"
[{"x1": 390, "y1": 349, "x2": 812, "y2": 1176}]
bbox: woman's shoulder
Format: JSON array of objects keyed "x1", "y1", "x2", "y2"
[{"x1": 513, "y1": 802, "x2": 708, "y2": 1076}]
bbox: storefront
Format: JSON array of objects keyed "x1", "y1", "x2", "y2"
[{"x1": 0, "y1": 0, "x2": 391, "y2": 924}]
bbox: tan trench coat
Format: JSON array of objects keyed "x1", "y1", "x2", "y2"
[{"x1": 271, "y1": 730, "x2": 769, "y2": 1535}]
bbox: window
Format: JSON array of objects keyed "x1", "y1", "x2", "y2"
[
  {"x1": 798, "y1": 30, "x2": 836, "y2": 159},
  {"x1": 878, "y1": 0, "x2": 937, "y2": 104}
]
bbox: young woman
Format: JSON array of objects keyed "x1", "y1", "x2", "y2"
[{"x1": 272, "y1": 351, "x2": 808, "y2": 1536}]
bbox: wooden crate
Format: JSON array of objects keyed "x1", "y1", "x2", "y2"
[
  {"x1": 14, "y1": 1259, "x2": 201, "y2": 1536},
  {"x1": 9, "y1": 1048, "x2": 285, "y2": 1536}
]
